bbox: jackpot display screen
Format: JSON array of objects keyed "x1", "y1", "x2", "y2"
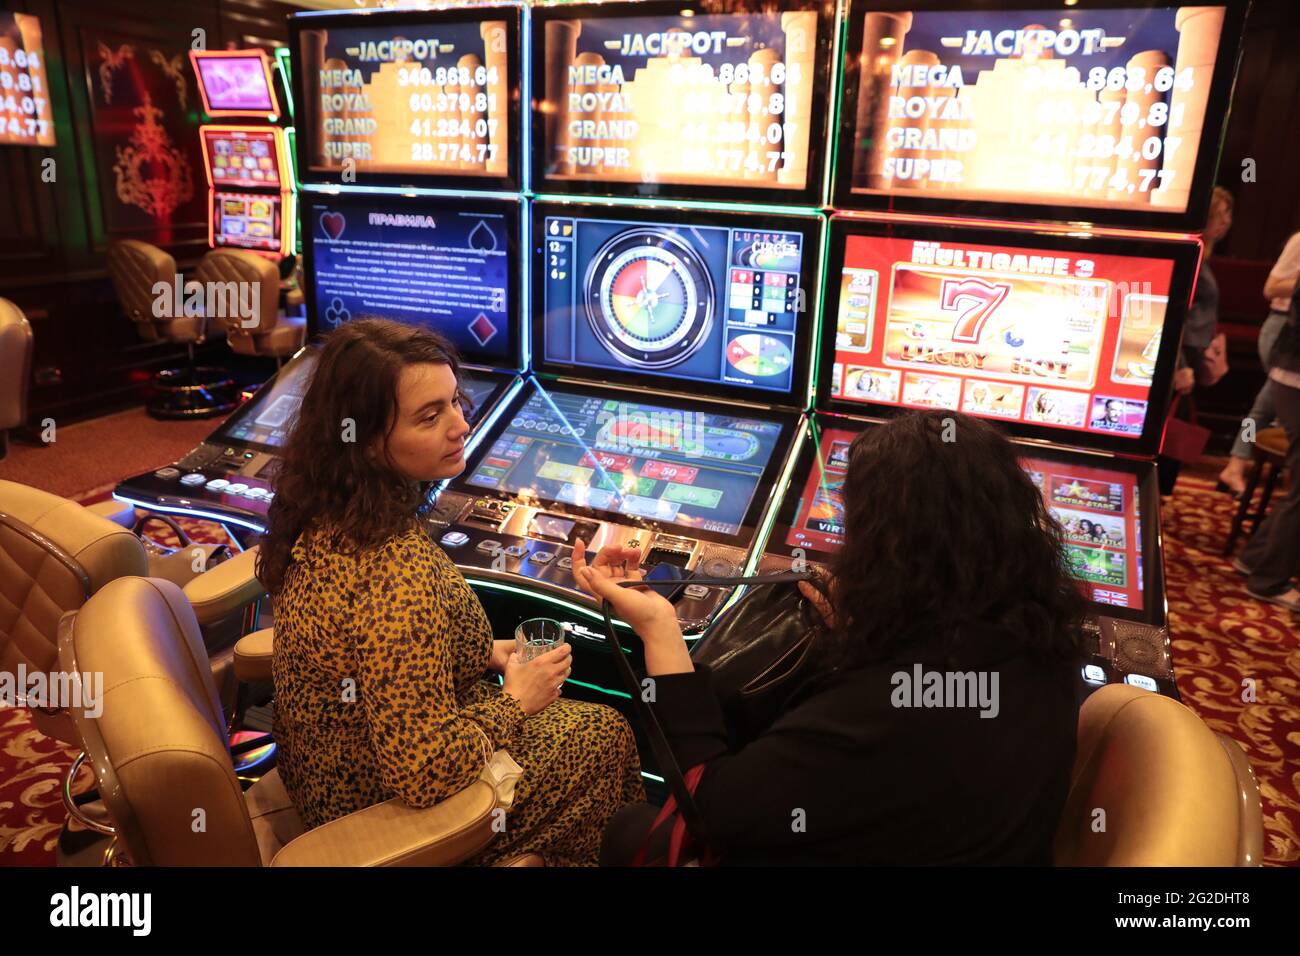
[
  {"x1": 303, "y1": 193, "x2": 519, "y2": 368},
  {"x1": 0, "y1": 13, "x2": 54, "y2": 146},
  {"x1": 212, "y1": 191, "x2": 285, "y2": 253},
  {"x1": 835, "y1": 1, "x2": 1247, "y2": 228},
  {"x1": 191, "y1": 51, "x2": 279, "y2": 117},
  {"x1": 536, "y1": 204, "x2": 817, "y2": 403},
  {"x1": 533, "y1": 1, "x2": 832, "y2": 203},
  {"x1": 821, "y1": 218, "x2": 1198, "y2": 454},
  {"x1": 200, "y1": 127, "x2": 288, "y2": 190},
  {"x1": 462, "y1": 383, "x2": 789, "y2": 542},
  {"x1": 775, "y1": 424, "x2": 1149, "y2": 612},
  {"x1": 292, "y1": 8, "x2": 519, "y2": 188}
]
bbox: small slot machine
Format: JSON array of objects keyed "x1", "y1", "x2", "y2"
[{"x1": 191, "y1": 50, "x2": 296, "y2": 258}]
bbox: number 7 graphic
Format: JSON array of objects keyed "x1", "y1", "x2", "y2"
[{"x1": 940, "y1": 277, "x2": 1012, "y2": 344}]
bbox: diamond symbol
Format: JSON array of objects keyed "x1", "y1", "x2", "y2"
[{"x1": 468, "y1": 312, "x2": 498, "y2": 346}]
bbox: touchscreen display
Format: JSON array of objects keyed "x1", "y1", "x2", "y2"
[
  {"x1": 541, "y1": 211, "x2": 807, "y2": 397},
  {"x1": 464, "y1": 386, "x2": 785, "y2": 537}
]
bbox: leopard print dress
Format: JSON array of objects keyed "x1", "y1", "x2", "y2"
[{"x1": 272, "y1": 521, "x2": 646, "y2": 866}]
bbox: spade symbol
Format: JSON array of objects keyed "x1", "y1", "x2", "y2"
[{"x1": 468, "y1": 219, "x2": 498, "y2": 254}]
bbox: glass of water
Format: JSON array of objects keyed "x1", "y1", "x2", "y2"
[{"x1": 515, "y1": 617, "x2": 567, "y2": 663}]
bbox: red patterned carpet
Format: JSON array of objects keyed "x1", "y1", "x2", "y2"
[{"x1": 1, "y1": 472, "x2": 1298, "y2": 865}]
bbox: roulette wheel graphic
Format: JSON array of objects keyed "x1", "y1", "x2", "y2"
[{"x1": 584, "y1": 227, "x2": 715, "y2": 369}]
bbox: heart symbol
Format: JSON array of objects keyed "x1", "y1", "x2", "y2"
[{"x1": 320, "y1": 212, "x2": 346, "y2": 240}]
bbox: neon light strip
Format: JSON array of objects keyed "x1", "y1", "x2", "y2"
[
  {"x1": 112, "y1": 493, "x2": 267, "y2": 533},
  {"x1": 298, "y1": 183, "x2": 521, "y2": 202},
  {"x1": 741, "y1": 415, "x2": 808, "y2": 585},
  {"x1": 530, "y1": 193, "x2": 824, "y2": 218}
]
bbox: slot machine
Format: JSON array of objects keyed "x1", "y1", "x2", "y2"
[
  {"x1": 753, "y1": 0, "x2": 1249, "y2": 703},
  {"x1": 289, "y1": 5, "x2": 527, "y2": 446},
  {"x1": 191, "y1": 49, "x2": 297, "y2": 258},
  {"x1": 418, "y1": 0, "x2": 837, "y2": 721},
  {"x1": 758, "y1": 216, "x2": 1202, "y2": 700}
]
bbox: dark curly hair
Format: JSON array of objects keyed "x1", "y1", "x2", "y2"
[
  {"x1": 256, "y1": 319, "x2": 467, "y2": 596},
  {"x1": 816, "y1": 410, "x2": 1085, "y2": 668}
]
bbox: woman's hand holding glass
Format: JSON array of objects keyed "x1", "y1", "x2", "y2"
[{"x1": 502, "y1": 643, "x2": 572, "y2": 715}]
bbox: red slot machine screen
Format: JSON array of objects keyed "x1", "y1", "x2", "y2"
[{"x1": 828, "y1": 232, "x2": 1181, "y2": 444}]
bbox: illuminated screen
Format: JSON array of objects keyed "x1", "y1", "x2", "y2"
[
  {"x1": 218, "y1": 354, "x2": 315, "y2": 451},
  {"x1": 295, "y1": 14, "x2": 513, "y2": 183},
  {"x1": 464, "y1": 386, "x2": 785, "y2": 538},
  {"x1": 826, "y1": 227, "x2": 1191, "y2": 447},
  {"x1": 305, "y1": 195, "x2": 516, "y2": 367},
  {"x1": 536, "y1": 2, "x2": 827, "y2": 199},
  {"x1": 201, "y1": 128, "x2": 285, "y2": 189},
  {"x1": 541, "y1": 211, "x2": 809, "y2": 397},
  {"x1": 213, "y1": 191, "x2": 283, "y2": 253},
  {"x1": 780, "y1": 428, "x2": 1146, "y2": 610},
  {"x1": 194, "y1": 52, "x2": 276, "y2": 115},
  {"x1": 838, "y1": 3, "x2": 1239, "y2": 223},
  {"x1": 0, "y1": 14, "x2": 55, "y2": 146}
]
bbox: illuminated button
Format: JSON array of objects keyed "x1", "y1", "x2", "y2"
[
  {"x1": 263, "y1": 492, "x2": 275, "y2": 503},
  {"x1": 557, "y1": 556, "x2": 573, "y2": 570},
  {"x1": 440, "y1": 531, "x2": 469, "y2": 548},
  {"x1": 503, "y1": 545, "x2": 527, "y2": 558},
  {"x1": 684, "y1": 584, "x2": 709, "y2": 601},
  {"x1": 243, "y1": 452, "x2": 255, "y2": 459},
  {"x1": 180, "y1": 473, "x2": 207, "y2": 487},
  {"x1": 626, "y1": 538, "x2": 640, "y2": 548},
  {"x1": 1124, "y1": 674, "x2": 1158, "y2": 693},
  {"x1": 476, "y1": 540, "x2": 502, "y2": 554},
  {"x1": 530, "y1": 551, "x2": 555, "y2": 565},
  {"x1": 206, "y1": 479, "x2": 231, "y2": 491},
  {"x1": 225, "y1": 483, "x2": 250, "y2": 495},
  {"x1": 153, "y1": 467, "x2": 181, "y2": 480},
  {"x1": 224, "y1": 447, "x2": 237, "y2": 456},
  {"x1": 1081, "y1": 664, "x2": 1107, "y2": 685},
  {"x1": 242, "y1": 487, "x2": 267, "y2": 499}
]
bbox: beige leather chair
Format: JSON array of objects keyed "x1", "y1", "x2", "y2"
[
  {"x1": 59, "y1": 576, "x2": 539, "y2": 866},
  {"x1": 0, "y1": 479, "x2": 264, "y2": 746},
  {"x1": 194, "y1": 249, "x2": 306, "y2": 370},
  {"x1": 105, "y1": 239, "x2": 237, "y2": 418},
  {"x1": 1054, "y1": 683, "x2": 1264, "y2": 866},
  {"x1": 0, "y1": 298, "x2": 33, "y2": 460}
]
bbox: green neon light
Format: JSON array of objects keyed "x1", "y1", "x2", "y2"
[
  {"x1": 465, "y1": 576, "x2": 625, "y2": 625},
  {"x1": 824, "y1": 0, "x2": 851, "y2": 207},
  {"x1": 566, "y1": 677, "x2": 631, "y2": 700},
  {"x1": 810, "y1": 210, "x2": 833, "y2": 406},
  {"x1": 530, "y1": 193, "x2": 823, "y2": 218},
  {"x1": 275, "y1": 48, "x2": 294, "y2": 117}
]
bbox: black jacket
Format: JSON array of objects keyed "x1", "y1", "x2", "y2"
[{"x1": 651, "y1": 628, "x2": 1080, "y2": 865}]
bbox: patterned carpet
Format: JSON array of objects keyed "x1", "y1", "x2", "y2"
[{"x1": 1, "y1": 476, "x2": 1298, "y2": 866}]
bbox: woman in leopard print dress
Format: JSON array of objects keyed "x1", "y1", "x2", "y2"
[{"x1": 258, "y1": 320, "x2": 644, "y2": 866}]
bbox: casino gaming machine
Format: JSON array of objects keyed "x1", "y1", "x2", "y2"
[
  {"x1": 191, "y1": 49, "x2": 297, "y2": 258},
  {"x1": 756, "y1": 215, "x2": 1201, "y2": 701}
]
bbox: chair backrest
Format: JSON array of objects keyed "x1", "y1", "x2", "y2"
[
  {"x1": 106, "y1": 239, "x2": 177, "y2": 339},
  {"x1": 0, "y1": 298, "x2": 33, "y2": 433},
  {"x1": 0, "y1": 480, "x2": 146, "y2": 680},
  {"x1": 1054, "y1": 683, "x2": 1253, "y2": 866},
  {"x1": 58, "y1": 575, "x2": 264, "y2": 866},
  {"x1": 192, "y1": 249, "x2": 280, "y2": 339}
]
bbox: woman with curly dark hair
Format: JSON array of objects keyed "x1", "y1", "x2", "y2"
[
  {"x1": 581, "y1": 410, "x2": 1085, "y2": 865},
  {"x1": 259, "y1": 318, "x2": 643, "y2": 866}
]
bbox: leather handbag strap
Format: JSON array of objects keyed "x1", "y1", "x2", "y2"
[{"x1": 599, "y1": 571, "x2": 814, "y2": 849}]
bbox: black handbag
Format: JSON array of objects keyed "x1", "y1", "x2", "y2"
[{"x1": 690, "y1": 579, "x2": 826, "y2": 746}]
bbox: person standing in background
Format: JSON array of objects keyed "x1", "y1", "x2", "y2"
[
  {"x1": 1159, "y1": 187, "x2": 1233, "y2": 496},
  {"x1": 1218, "y1": 230, "x2": 1300, "y2": 496}
]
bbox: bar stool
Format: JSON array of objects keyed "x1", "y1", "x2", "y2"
[{"x1": 1224, "y1": 427, "x2": 1290, "y2": 554}]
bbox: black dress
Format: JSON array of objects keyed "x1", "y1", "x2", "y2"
[{"x1": 604, "y1": 625, "x2": 1080, "y2": 866}]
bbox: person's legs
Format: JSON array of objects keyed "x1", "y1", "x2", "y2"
[
  {"x1": 1221, "y1": 313, "x2": 1289, "y2": 490},
  {"x1": 600, "y1": 801, "x2": 668, "y2": 866},
  {"x1": 1243, "y1": 382, "x2": 1300, "y2": 596}
]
